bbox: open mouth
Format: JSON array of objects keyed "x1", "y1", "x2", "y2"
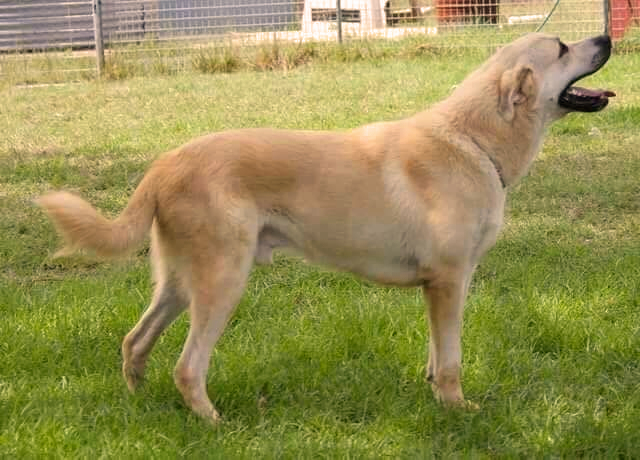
[{"x1": 559, "y1": 84, "x2": 616, "y2": 112}]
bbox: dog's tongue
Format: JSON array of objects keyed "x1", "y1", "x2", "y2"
[{"x1": 566, "y1": 86, "x2": 616, "y2": 99}]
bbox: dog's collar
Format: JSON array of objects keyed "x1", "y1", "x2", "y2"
[
  {"x1": 468, "y1": 134, "x2": 506, "y2": 189},
  {"x1": 488, "y1": 156, "x2": 506, "y2": 189}
]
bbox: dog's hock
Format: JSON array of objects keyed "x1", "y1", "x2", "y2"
[{"x1": 499, "y1": 65, "x2": 536, "y2": 122}]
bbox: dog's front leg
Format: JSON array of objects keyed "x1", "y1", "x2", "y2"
[{"x1": 423, "y1": 272, "x2": 471, "y2": 406}]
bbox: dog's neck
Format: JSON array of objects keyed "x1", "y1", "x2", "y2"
[{"x1": 437, "y1": 90, "x2": 547, "y2": 188}]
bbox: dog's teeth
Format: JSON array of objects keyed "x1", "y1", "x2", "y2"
[{"x1": 567, "y1": 86, "x2": 615, "y2": 99}]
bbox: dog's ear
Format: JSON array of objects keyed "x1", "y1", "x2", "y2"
[{"x1": 499, "y1": 65, "x2": 536, "y2": 122}]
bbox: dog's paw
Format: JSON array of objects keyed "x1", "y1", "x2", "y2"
[
  {"x1": 192, "y1": 405, "x2": 223, "y2": 425},
  {"x1": 430, "y1": 381, "x2": 478, "y2": 410},
  {"x1": 122, "y1": 361, "x2": 144, "y2": 392},
  {"x1": 443, "y1": 398, "x2": 480, "y2": 411},
  {"x1": 211, "y1": 409, "x2": 223, "y2": 425},
  {"x1": 463, "y1": 400, "x2": 480, "y2": 411}
]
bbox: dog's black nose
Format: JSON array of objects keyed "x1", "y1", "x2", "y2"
[
  {"x1": 590, "y1": 35, "x2": 612, "y2": 67},
  {"x1": 593, "y1": 35, "x2": 612, "y2": 52}
]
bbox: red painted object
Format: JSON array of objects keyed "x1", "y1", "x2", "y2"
[
  {"x1": 610, "y1": 0, "x2": 640, "y2": 39},
  {"x1": 436, "y1": 0, "x2": 499, "y2": 25}
]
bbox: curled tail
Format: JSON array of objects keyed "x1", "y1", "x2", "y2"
[{"x1": 36, "y1": 172, "x2": 157, "y2": 258}]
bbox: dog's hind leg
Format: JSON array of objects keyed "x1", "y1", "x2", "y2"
[
  {"x1": 122, "y1": 279, "x2": 187, "y2": 392},
  {"x1": 122, "y1": 226, "x2": 189, "y2": 392},
  {"x1": 173, "y1": 240, "x2": 255, "y2": 423}
]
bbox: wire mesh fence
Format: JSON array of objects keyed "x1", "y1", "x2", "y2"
[
  {"x1": 0, "y1": 1, "x2": 98, "y2": 81},
  {"x1": 0, "y1": 0, "x2": 632, "y2": 83},
  {"x1": 100, "y1": 0, "x2": 608, "y2": 46}
]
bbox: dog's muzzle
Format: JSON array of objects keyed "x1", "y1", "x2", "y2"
[{"x1": 558, "y1": 35, "x2": 615, "y2": 112}]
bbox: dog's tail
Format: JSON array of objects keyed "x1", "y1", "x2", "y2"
[{"x1": 36, "y1": 170, "x2": 157, "y2": 258}]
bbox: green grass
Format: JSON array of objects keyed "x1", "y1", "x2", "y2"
[
  {"x1": 1, "y1": 49, "x2": 639, "y2": 457},
  {"x1": 0, "y1": 36, "x2": 482, "y2": 87}
]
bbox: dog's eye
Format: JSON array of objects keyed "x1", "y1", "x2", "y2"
[{"x1": 558, "y1": 42, "x2": 569, "y2": 58}]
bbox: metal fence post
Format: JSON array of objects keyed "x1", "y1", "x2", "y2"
[
  {"x1": 93, "y1": 0, "x2": 105, "y2": 76},
  {"x1": 336, "y1": 0, "x2": 342, "y2": 43},
  {"x1": 603, "y1": 0, "x2": 610, "y2": 35}
]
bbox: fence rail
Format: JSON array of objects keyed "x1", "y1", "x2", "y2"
[{"x1": 0, "y1": 0, "x2": 634, "y2": 83}]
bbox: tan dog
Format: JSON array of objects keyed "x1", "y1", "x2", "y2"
[{"x1": 37, "y1": 33, "x2": 614, "y2": 423}]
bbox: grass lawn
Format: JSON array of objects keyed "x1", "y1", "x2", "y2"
[{"x1": 1, "y1": 48, "x2": 639, "y2": 457}]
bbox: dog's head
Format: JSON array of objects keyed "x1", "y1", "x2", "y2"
[{"x1": 491, "y1": 33, "x2": 614, "y2": 123}]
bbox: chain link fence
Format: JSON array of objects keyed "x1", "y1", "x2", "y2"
[{"x1": 0, "y1": 0, "x2": 630, "y2": 83}]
